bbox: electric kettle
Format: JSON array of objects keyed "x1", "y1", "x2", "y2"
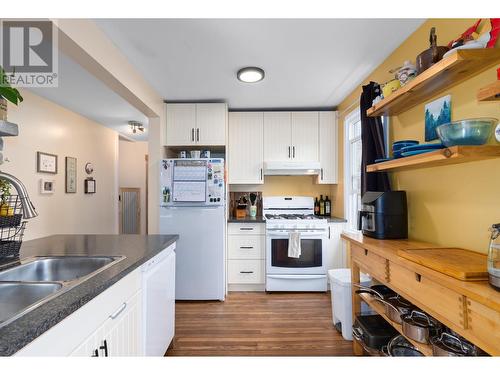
[{"x1": 488, "y1": 223, "x2": 500, "y2": 291}]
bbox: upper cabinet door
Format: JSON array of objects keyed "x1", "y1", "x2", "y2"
[
  {"x1": 317, "y1": 111, "x2": 338, "y2": 184},
  {"x1": 228, "y1": 112, "x2": 264, "y2": 184},
  {"x1": 166, "y1": 103, "x2": 196, "y2": 146},
  {"x1": 196, "y1": 103, "x2": 227, "y2": 146},
  {"x1": 264, "y1": 112, "x2": 292, "y2": 161},
  {"x1": 291, "y1": 112, "x2": 319, "y2": 162}
]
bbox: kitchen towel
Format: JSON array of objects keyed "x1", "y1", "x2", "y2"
[{"x1": 288, "y1": 231, "x2": 301, "y2": 258}]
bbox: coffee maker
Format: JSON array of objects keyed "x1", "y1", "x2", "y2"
[
  {"x1": 358, "y1": 191, "x2": 408, "y2": 239},
  {"x1": 488, "y1": 223, "x2": 500, "y2": 291}
]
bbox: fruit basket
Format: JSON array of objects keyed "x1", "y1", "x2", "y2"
[
  {"x1": 0, "y1": 221, "x2": 27, "y2": 258},
  {"x1": 0, "y1": 195, "x2": 23, "y2": 228}
]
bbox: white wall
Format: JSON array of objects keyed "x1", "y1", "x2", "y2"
[
  {"x1": 3, "y1": 90, "x2": 119, "y2": 240},
  {"x1": 118, "y1": 140, "x2": 148, "y2": 234}
]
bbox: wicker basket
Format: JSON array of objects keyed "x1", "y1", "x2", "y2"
[
  {"x1": 0, "y1": 195, "x2": 23, "y2": 228},
  {"x1": 0, "y1": 222, "x2": 26, "y2": 258}
]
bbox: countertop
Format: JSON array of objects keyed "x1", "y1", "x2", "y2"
[
  {"x1": 227, "y1": 216, "x2": 346, "y2": 223},
  {"x1": 0, "y1": 234, "x2": 178, "y2": 356}
]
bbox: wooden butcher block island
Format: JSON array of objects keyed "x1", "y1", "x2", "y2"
[{"x1": 341, "y1": 232, "x2": 500, "y2": 356}]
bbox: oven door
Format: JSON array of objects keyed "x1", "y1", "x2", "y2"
[{"x1": 266, "y1": 229, "x2": 326, "y2": 275}]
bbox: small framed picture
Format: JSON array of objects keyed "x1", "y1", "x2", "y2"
[
  {"x1": 40, "y1": 178, "x2": 55, "y2": 194},
  {"x1": 65, "y1": 157, "x2": 77, "y2": 193},
  {"x1": 84, "y1": 178, "x2": 96, "y2": 194},
  {"x1": 37, "y1": 152, "x2": 58, "y2": 174}
]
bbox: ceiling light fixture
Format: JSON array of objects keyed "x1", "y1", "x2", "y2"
[
  {"x1": 237, "y1": 67, "x2": 265, "y2": 83},
  {"x1": 128, "y1": 121, "x2": 144, "y2": 134}
]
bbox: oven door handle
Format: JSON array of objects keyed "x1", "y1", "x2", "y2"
[{"x1": 267, "y1": 274, "x2": 327, "y2": 280}]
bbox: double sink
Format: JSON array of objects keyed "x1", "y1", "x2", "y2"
[{"x1": 0, "y1": 256, "x2": 124, "y2": 327}]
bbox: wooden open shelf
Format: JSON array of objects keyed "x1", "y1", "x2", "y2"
[
  {"x1": 367, "y1": 145, "x2": 500, "y2": 173},
  {"x1": 367, "y1": 49, "x2": 500, "y2": 117},
  {"x1": 359, "y1": 293, "x2": 433, "y2": 356},
  {"x1": 477, "y1": 80, "x2": 500, "y2": 101}
]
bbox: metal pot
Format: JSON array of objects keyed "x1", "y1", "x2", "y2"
[
  {"x1": 401, "y1": 310, "x2": 442, "y2": 344},
  {"x1": 430, "y1": 332, "x2": 479, "y2": 356},
  {"x1": 416, "y1": 27, "x2": 450, "y2": 74},
  {"x1": 353, "y1": 284, "x2": 395, "y2": 300},
  {"x1": 375, "y1": 295, "x2": 414, "y2": 324},
  {"x1": 384, "y1": 335, "x2": 424, "y2": 357}
]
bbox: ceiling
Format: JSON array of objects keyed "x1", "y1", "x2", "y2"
[
  {"x1": 95, "y1": 19, "x2": 425, "y2": 109},
  {"x1": 29, "y1": 52, "x2": 149, "y2": 141}
]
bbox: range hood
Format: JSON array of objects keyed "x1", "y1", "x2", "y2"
[{"x1": 263, "y1": 161, "x2": 321, "y2": 176}]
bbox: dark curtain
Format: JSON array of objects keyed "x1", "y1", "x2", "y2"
[{"x1": 360, "y1": 82, "x2": 391, "y2": 195}]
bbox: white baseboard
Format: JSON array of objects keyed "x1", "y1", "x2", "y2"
[{"x1": 228, "y1": 283, "x2": 266, "y2": 292}]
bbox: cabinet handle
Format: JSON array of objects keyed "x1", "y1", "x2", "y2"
[
  {"x1": 196, "y1": 128, "x2": 200, "y2": 142},
  {"x1": 321, "y1": 168, "x2": 324, "y2": 180},
  {"x1": 328, "y1": 226, "x2": 331, "y2": 239},
  {"x1": 92, "y1": 349, "x2": 99, "y2": 357},
  {"x1": 292, "y1": 146, "x2": 295, "y2": 158},
  {"x1": 240, "y1": 271, "x2": 254, "y2": 274},
  {"x1": 240, "y1": 227, "x2": 254, "y2": 231},
  {"x1": 260, "y1": 168, "x2": 263, "y2": 181},
  {"x1": 99, "y1": 339, "x2": 109, "y2": 357},
  {"x1": 364, "y1": 249, "x2": 368, "y2": 256},
  {"x1": 191, "y1": 128, "x2": 194, "y2": 142},
  {"x1": 109, "y1": 302, "x2": 127, "y2": 319},
  {"x1": 240, "y1": 246, "x2": 254, "y2": 249},
  {"x1": 415, "y1": 273, "x2": 422, "y2": 282},
  {"x1": 288, "y1": 146, "x2": 291, "y2": 158}
]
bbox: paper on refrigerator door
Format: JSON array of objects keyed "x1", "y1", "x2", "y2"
[{"x1": 172, "y1": 181, "x2": 206, "y2": 202}]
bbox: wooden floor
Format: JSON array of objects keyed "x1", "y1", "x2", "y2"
[{"x1": 166, "y1": 291, "x2": 353, "y2": 356}]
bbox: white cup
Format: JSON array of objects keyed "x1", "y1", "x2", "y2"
[{"x1": 190, "y1": 150, "x2": 201, "y2": 158}]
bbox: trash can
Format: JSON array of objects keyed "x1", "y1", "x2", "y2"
[{"x1": 328, "y1": 268, "x2": 371, "y2": 341}]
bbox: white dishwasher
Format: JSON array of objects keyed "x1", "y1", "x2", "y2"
[{"x1": 142, "y1": 244, "x2": 176, "y2": 356}]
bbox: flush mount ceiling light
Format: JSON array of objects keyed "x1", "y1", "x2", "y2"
[
  {"x1": 237, "y1": 67, "x2": 265, "y2": 83},
  {"x1": 128, "y1": 121, "x2": 144, "y2": 134}
]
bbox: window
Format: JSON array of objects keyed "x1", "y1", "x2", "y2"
[{"x1": 344, "y1": 108, "x2": 362, "y2": 232}]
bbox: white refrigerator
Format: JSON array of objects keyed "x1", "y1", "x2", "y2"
[{"x1": 159, "y1": 158, "x2": 225, "y2": 301}]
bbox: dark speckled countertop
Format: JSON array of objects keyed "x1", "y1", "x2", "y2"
[
  {"x1": 227, "y1": 216, "x2": 346, "y2": 223},
  {"x1": 0, "y1": 234, "x2": 178, "y2": 356}
]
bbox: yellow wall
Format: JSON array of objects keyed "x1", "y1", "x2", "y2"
[{"x1": 337, "y1": 19, "x2": 500, "y2": 253}]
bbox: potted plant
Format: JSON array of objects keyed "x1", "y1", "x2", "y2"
[
  {"x1": 0, "y1": 179, "x2": 13, "y2": 217},
  {"x1": 0, "y1": 66, "x2": 23, "y2": 121}
]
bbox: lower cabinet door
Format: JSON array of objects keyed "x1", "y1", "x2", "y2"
[
  {"x1": 103, "y1": 290, "x2": 143, "y2": 357},
  {"x1": 70, "y1": 326, "x2": 105, "y2": 357}
]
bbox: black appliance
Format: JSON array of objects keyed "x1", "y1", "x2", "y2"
[
  {"x1": 358, "y1": 191, "x2": 408, "y2": 239},
  {"x1": 353, "y1": 314, "x2": 398, "y2": 351}
]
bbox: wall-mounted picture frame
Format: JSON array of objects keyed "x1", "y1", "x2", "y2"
[
  {"x1": 39, "y1": 178, "x2": 55, "y2": 194},
  {"x1": 65, "y1": 157, "x2": 77, "y2": 193},
  {"x1": 37, "y1": 152, "x2": 58, "y2": 174},
  {"x1": 84, "y1": 178, "x2": 96, "y2": 194},
  {"x1": 425, "y1": 95, "x2": 451, "y2": 142}
]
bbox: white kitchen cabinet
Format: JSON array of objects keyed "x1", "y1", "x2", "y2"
[
  {"x1": 263, "y1": 112, "x2": 292, "y2": 161},
  {"x1": 291, "y1": 112, "x2": 319, "y2": 162},
  {"x1": 317, "y1": 111, "x2": 338, "y2": 184},
  {"x1": 228, "y1": 112, "x2": 264, "y2": 184},
  {"x1": 165, "y1": 103, "x2": 227, "y2": 146},
  {"x1": 166, "y1": 103, "x2": 197, "y2": 146},
  {"x1": 324, "y1": 222, "x2": 348, "y2": 277},
  {"x1": 196, "y1": 103, "x2": 227, "y2": 146}
]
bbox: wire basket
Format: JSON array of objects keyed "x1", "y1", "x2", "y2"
[
  {"x1": 0, "y1": 195, "x2": 23, "y2": 228},
  {"x1": 0, "y1": 221, "x2": 27, "y2": 258}
]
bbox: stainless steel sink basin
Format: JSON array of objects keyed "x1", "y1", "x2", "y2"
[
  {"x1": 0, "y1": 282, "x2": 62, "y2": 324},
  {"x1": 0, "y1": 256, "x2": 122, "y2": 282}
]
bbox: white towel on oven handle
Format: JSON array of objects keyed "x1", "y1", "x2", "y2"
[{"x1": 288, "y1": 230, "x2": 301, "y2": 258}]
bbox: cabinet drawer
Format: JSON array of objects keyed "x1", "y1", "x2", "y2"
[
  {"x1": 351, "y1": 245, "x2": 388, "y2": 282},
  {"x1": 389, "y1": 261, "x2": 464, "y2": 328},
  {"x1": 228, "y1": 260, "x2": 265, "y2": 284},
  {"x1": 228, "y1": 223, "x2": 265, "y2": 235},
  {"x1": 228, "y1": 235, "x2": 265, "y2": 259},
  {"x1": 467, "y1": 299, "x2": 500, "y2": 356}
]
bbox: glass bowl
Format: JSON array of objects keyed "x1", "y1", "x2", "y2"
[{"x1": 436, "y1": 118, "x2": 498, "y2": 147}]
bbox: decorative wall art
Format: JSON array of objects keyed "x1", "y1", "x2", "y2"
[
  {"x1": 425, "y1": 95, "x2": 451, "y2": 142},
  {"x1": 39, "y1": 178, "x2": 55, "y2": 194},
  {"x1": 84, "y1": 178, "x2": 96, "y2": 194},
  {"x1": 65, "y1": 157, "x2": 77, "y2": 193},
  {"x1": 36, "y1": 152, "x2": 58, "y2": 174}
]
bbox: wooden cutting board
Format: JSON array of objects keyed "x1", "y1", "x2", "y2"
[{"x1": 397, "y1": 248, "x2": 489, "y2": 281}]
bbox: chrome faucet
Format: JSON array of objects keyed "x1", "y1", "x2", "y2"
[{"x1": 0, "y1": 171, "x2": 38, "y2": 219}]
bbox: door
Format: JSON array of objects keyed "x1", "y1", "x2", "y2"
[
  {"x1": 166, "y1": 103, "x2": 196, "y2": 146},
  {"x1": 196, "y1": 103, "x2": 226, "y2": 145},
  {"x1": 160, "y1": 205, "x2": 225, "y2": 300},
  {"x1": 291, "y1": 112, "x2": 319, "y2": 162},
  {"x1": 317, "y1": 111, "x2": 338, "y2": 184},
  {"x1": 119, "y1": 188, "x2": 140, "y2": 234},
  {"x1": 228, "y1": 112, "x2": 264, "y2": 184},
  {"x1": 104, "y1": 290, "x2": 143, "y2": 356},
  {"x1": 263, "y1": 112, "x2": 292, "y2": 161}
]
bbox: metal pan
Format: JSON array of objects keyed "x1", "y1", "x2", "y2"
[
  {"x1": 430, "y1": 332, "x2": 479, "y2": 356},
  {"x1": 386, "y1": 335, "x2": 424, "y2": 357},
  {"x1": 401, "y1": 310, "x2": 442, "y2": 344}
]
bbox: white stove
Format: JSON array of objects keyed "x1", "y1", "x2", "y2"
[{"x1": 263, "y1": 196, "x2": 328, "y2": 292}]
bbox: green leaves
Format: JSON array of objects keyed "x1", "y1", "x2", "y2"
[{"x1": 0, "y1": 66, "x2": 23, "y2": 106}]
